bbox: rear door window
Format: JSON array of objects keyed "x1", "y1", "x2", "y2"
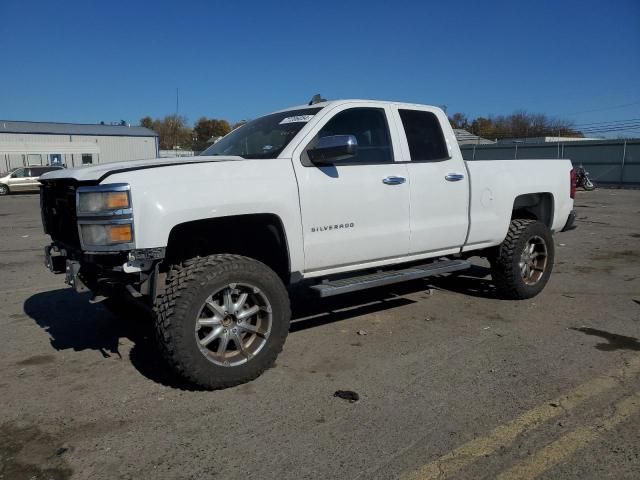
[{"x1": 399, "y1": 109, "x2": 449, "y2": 161}]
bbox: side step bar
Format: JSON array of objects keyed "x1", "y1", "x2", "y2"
[{"x1": 310, "y1": 259, "x2": 471, "y2": 297}]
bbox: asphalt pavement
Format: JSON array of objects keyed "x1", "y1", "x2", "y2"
[{"x1": 1, "y1": 189, "x2": 639, "y2": 479}]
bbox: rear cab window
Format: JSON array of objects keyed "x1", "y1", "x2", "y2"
[{"x1": 399, "y1": 109, "x2": 449, "y2": 161}]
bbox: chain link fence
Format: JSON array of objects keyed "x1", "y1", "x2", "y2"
[{"x1": 461, "y1": 139, "x2": 640, "y2": 186}]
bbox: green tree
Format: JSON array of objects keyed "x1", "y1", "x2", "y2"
[
  {"x1": 151, "y1": 115, "x2": 192, "y2": 150},
  {"x1": 140, "y1": 116, "x2": 154, "y2": 130},
  {"x1": 192, "y1": 117, "x2": 232, "y2": 151},
  {"x1": 139, "y1": 115, "x2": 197, "y2": 150},
  {"x1": 471, "y1": 117, "x2": 495, "y2": 138},
  {"x1": 449, "y1": 113, "x2": 469, "y2": 130},
  {"x1": 467, "y1": 112, "x2": 582, "y2": 140}
]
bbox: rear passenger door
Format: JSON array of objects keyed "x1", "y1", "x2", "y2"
[{"x1": 393, "y1": 107, "x2": 469, "y2": 255}]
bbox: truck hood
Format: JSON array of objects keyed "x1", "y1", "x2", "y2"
[{"x1": 40, "y1": 155, "x2": 243, "y2": 182}]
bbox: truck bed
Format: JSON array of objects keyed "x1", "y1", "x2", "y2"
[{"x1": 463, "y1": 159, "x2": 573, "y2": 251}]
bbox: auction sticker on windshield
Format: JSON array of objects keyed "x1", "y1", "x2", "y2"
[{"x1": 279, "y1": 115, "x2": 315, "y2": 124}]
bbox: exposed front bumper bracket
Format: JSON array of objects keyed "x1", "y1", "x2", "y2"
[
  {"x1": 44, "y1": 244, "x2": 67, "y2": 273},
  {"x1": 65, "y1": 260, "x2": 90, "y2": 293}
]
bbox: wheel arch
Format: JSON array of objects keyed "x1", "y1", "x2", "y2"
[
  {"x1": 511, "y1": 192, "x2": 555, "y2": 228},
  {"x1": 164, "y1": 213, "x2": 292, "y2": 283}
]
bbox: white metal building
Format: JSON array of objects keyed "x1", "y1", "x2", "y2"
[
  {"x1": 0, "y1": 120, "x2": 159, "y2": 172},
  {"x1": 159, "y1": 149, "x2": 195, "y2": 158}
]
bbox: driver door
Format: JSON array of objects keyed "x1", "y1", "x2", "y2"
[
  {"x1": 291, "y1": 103, "x2": 411, "y2": 275},
  {"x1": 8, "y1": 168, "x2": 31, "y2": 191}
]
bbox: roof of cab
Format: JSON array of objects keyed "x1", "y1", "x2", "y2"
[{"x1": 275, "y1": 99, "x2": 440, "y2": 114}]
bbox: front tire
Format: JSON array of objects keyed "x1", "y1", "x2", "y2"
[
  {"x1": 0, "y1": 184, "x2": 9, "y2": 196},
  {"x1": 583, "y1": 179, "x2": 596, "y2": 191},
  {"x1": 154, "y1": 254, "x2": 290, "y2": 390},
  {"x1": 490, "y1": 219, "x2": 554, "y2": 299}
]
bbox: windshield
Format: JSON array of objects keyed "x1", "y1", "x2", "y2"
[{"x1": 200, "y1": 107, "x2": 322, "y2": 159}]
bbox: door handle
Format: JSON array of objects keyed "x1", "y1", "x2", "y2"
[
  {"x1": 382, "y1": 176, "x2": 406, "y2": 185},
  {"x1": 445, "y1": 173, "x2": 465, "y2": 182}
]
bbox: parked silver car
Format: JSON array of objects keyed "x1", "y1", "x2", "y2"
[{"x1": 0, "y1": 166, "x2": 63, "y2": 195}]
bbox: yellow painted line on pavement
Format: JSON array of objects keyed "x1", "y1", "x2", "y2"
[
  {"x1": 496, "y1": 392, "x2": 640, "y2": 480},
  {"x1": 402, "y1": 356, "x2": 640, "y2": 480}
]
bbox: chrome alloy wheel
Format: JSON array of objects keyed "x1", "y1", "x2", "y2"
[
  {"x1": 194, "y1": 283, "x2": 272, "y2": 367},
  {"x1": 519, "y1": 236, "x2": 548, "y2": 285}
]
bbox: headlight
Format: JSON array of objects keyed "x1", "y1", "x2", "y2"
[
  {"x1": 80, "y1": 223, "x2": 133, "y2": 246},
  {"x1": 76, "y1": 184, "x2": 135, "y2": 251},
  {"x1": 77, "y1": 189, "x2": 130, "y2": 215}
]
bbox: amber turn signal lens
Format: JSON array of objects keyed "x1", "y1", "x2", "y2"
[
  {"x1": 106, "y1": 191, "x2": 130, "y2": 209},
  {"x1": 108, "y1": 225, "x2": 132, "y2": 243}
]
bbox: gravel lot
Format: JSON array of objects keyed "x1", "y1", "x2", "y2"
[{"x1": 1, "y1": 189, "x2": 639, "y2": 480}]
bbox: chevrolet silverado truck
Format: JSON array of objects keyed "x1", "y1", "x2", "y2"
[{"x1": 40, "y1": 99, "x2": 576, "y2": 389}]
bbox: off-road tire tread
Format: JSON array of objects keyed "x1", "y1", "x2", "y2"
[
  {"x1": 153, "y1": 254, "x2": 290, "y2": 389},
  {"x1": 490, "y1": 219, "x2": 552, "y2": 300}
]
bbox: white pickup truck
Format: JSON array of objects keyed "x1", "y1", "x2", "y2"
[{"x1": 40, "y1": 98, "x2": 576, "y2": 389}]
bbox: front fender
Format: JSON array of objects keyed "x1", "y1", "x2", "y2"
[{"x1": 105, "y1": 158, "x2": 305, "y2": 273}]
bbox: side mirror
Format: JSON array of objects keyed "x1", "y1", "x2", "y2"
[{"x1": 308, "y1": 135, "x2": 357, "y2": 164}]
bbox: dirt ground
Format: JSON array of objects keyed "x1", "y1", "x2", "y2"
[{"x1": 1, "y1": 189, "x2": 639, "y2": 480}]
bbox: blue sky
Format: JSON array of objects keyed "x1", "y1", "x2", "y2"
[{"x1": 1, "y1": 0, "x2": 638, "y2": 136}]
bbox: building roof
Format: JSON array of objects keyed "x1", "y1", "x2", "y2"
[
  {"x1": 496, "y1": 136, "x2": 602, "y2": 144},
  {"x1": 453, "y1": 129, "x2": 495, "y2": 145},
  {"x1": 0, "y1": 120, "x2": 158, "y2": 137}
]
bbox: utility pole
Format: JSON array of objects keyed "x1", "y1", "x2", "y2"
[{"x1": 174, "y1": 88, "x2": 179, "y2": 156}]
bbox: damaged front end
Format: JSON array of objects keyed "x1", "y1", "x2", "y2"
[{"x1": 41, "y1": 179, "x2": 164, "y2": 306}]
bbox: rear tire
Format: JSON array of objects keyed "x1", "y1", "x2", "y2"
[
  {"x1": 583, "y1": 179, "x2": 596, "y2": 191},
  {"x1": 154, "y1": 254, "x2": 290, "y2": 390},
  {"x1": 490, "y1": 219, "x2": 554, "y2": 299}
]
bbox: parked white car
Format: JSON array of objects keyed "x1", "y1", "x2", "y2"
[
  {"x1": 0, "y1": 166, "x2": 62, "y2": 195},
  {"x1": 40, "y1": 99, "x2": 576, "y2": 389}
]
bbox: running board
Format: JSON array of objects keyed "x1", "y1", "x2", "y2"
[{"x1": 310, "y1": 259, "x2": 471, "y2": 297}]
